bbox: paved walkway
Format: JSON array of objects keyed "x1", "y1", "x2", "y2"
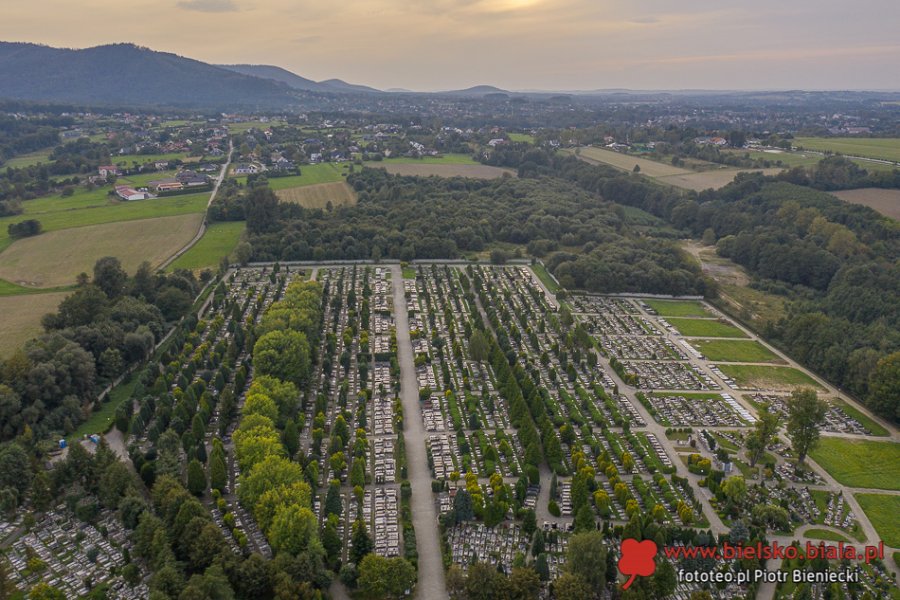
[{"x1": 391, "y1": 265, "x2": 448, "y2": 600}]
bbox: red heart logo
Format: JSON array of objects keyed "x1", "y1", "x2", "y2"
[{"x1": 618, "y1": 538, "x2": 658, "y2": 590}]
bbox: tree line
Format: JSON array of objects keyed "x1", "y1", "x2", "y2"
[{"x1": 0, "y1": 258, "x2": 202, "y2": 448}]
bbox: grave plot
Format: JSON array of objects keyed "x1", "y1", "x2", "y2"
[
  {"x1": 291, "y1": 266, "x2": 404, "y2": 564},
  {"x1": 123, "y1": 266, "x2": 307, "y2": 557},
  {"x1": 446, "y1": 522, "x2": 530, "y2": 575},
  {"x1": 746, "y1": 393, "x2": 876, "y2": 436},
  {"x1": 620, "y1": 360, "x2": 715, "y2": 391},
  {"x1": 125, "y1": 264, "x2": 407, "y2": 572},
  {"x1": 600, "y1": 335, "x2": 685, "y2": 361},
  {"x1": 640, "y1": 393, "x2": 754, "y2": 427},
  {"x1": 3, "y1": 510, "x2": 147, "y2": 599}
]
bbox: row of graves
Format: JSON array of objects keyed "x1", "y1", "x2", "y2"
[
  {"x1": 3, "y1": 510, "x2": 147, "y2": 599},
  {"x1": 644, "y1": 393, "x2": 756, "y2": 427},
  {"x1": 746, "y1": 393, "x2": 877, "y2": 436},
  {"x1": 293, "y1": 266, "x2": 403, "y2": 561},
  {"x1": 448, "y1": 521, "x2": 750, "y2": 599},
  {"x1": 213, "y1": 267, "x2": 306, "y2": 557},
  {"x1": 123, "y1": 266, "x2": 304, "y2": 557},
  {"x1": 574, "y1": 296, "x2": 722, "y2": 393},
  {"x1": 345, "y1": 487, "x2": 401, "y2": 558},
  {"x1": 408, "y1": 266, "x2": 708, "y2": 585}
]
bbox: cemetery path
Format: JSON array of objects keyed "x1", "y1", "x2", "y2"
[
  {"x1": 756, "y1": 557, "x2": 782, "y2": 600},
  {"x1": 392, "y1": 264, "x2": 449, "y2": 600},
  {"x1": 593, "y1": 345, "x2": 730, "y2": 537}
]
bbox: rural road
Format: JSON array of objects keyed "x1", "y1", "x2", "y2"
[
  {"x1": 391, "y1": 264, "x2": 448, "y2": 600},
  {"x1": 159, "y1": 139, "x2": 233, "y2": 270}
]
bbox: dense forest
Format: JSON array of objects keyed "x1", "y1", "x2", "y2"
[
  {"x1": 0, "y1": 258, "x2": 203, "y2": 445},
  {"x1": 553, "y1": 155, "x2": 900, "y2": 422},
  {"x1": 225, "y1": 170, "x2": 709, "y2": 296}
]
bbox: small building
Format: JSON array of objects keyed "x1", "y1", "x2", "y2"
[
  {"x1": 233, "y1": 163, "x2": 259, "y2": 175},
  {"x1": 98, "y1": 165, "x2": 119, "y2": 178},
  {"x1": 115, "y1": 185, "x2": 154, "y2": 201}
]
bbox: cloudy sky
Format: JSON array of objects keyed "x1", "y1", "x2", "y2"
[{"x1": 2, "y1": 0, "x2": 899, "y2": 91}]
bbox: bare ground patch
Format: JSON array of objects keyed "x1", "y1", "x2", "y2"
[{"x1": 831, "y1": 188, "x2": 900, "y2": 220}]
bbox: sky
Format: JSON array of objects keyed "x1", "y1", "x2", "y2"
[{"x1": 2, "y1": 0, "x2": 899, "y2": 91}]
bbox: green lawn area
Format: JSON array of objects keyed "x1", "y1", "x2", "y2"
[
  {"x1": 793, "y1": 137, "x2": 900, "y2": 163},
  {"x1": 401, "y1": 266, "x2": 416, "y2": 279},
  {"x1": 531, "y1": 263, "x2": 559, "y2": 293},
  {"x1": 168, "y1": 221, "x2": 245, "y2": 272},
  {"x1": 261, "y1": 163, "x2": 348, "y2": 190},
  {"x1": 830, "y1": 399, "x2": 889, "y2": 437},
  {"x1": 645, "y1": 299, "x2": 712, "y2": 317},
  {"x1": 716, "y1": 363, "x2": 822, "y2": 391},
  {"x1": 666, "y1": 317, "x2": 747, "y2": 338},
  {"x1": 0, "y1": 190, "x2": 209, "y2": 253},
  {"x1": 507, "y1": 133, "x2": 534, "y2": 143},
  {"x1": 0, "y1": 278, "x2": 74, "y2": 297},
  {"x1": 810, "y1": 439, "x2": 900, "y2": 491},
  {"x1": 802, "y1": 528, "x2": 851, "y2": 543},
  {"x1": 68, "y1": 375, "x2": 138, "y2": 441},
  {"x1": 855, "y1": 494, "x2": 900, "y2": 547},
  {"x1": 1, "y1": 149, "x2": 54, "y2": 169},
  {"x1": 690, "y1": 339, "x2": 782, "y2": 363}
]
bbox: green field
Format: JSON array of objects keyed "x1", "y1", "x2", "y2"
[
  {"x1": 855, "y1": 494, "x2": 900, "y2": 547},
  {"x1": 0, "y1": 214, "x2": 204, "y2": 288},
  {"x1": 666, "y1": 317, "x2": 747, "y2": 338},
  {"x1": 1, "y1": 149, "x2": 54, "y2": 169},
  {"x1": 253, "y1": 163, "x2": 348, "y2": 189},
  {"x1": 0, "y1": 190, "x2": 209, "y2": 253},
  {"x1": 645, "y1": 299, "x2": 712, "y2": 317},
  {"x1": 689, "y1": 339, "x2": 782, "y2": 363},
  {"x1": 168, "y1": 221, "x2": 246, "y2": 272},
  {"x1": 276, "y1": 182, "x2": 357, "y2": 209},
  {"x1": 716, "y1": 364, "x2": 822, "y2": 391},
  {"x1": 809, "y1": 438, "x2": 900, "y2": 491},
  {"x1": 793, "y1": 137, "x2": 900, "y2": 163},
  {"x1": 0, "y1": 278, "x2": 73, "y2": 297},
  {"x1": 507, "y1": 133, "x2": 534, "y2": 143}
]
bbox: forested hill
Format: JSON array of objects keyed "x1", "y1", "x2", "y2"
[{"x1": 0, "y1": 43, "x2": 298, "y2": 108}]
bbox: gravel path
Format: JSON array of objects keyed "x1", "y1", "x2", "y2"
[{"x1": 391, "y1": 265, "x2": 448, "y2": 600}]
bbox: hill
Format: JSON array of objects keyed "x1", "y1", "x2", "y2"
[
  {"x1": 441, "y1": 85, "x2": 510, "y2": 96},
  {"x1": 319, "y1": 78, "x2": 382, "y2": 94},
  {"x1": 218, "y1": 64, "x2": 324, "y2": 92},
  {"x1": 220, "y1": 65, "x2": 381, "y2": 94},
  {"x1": 0, "y1": 42, "x2": 297, "y2": 108}
]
